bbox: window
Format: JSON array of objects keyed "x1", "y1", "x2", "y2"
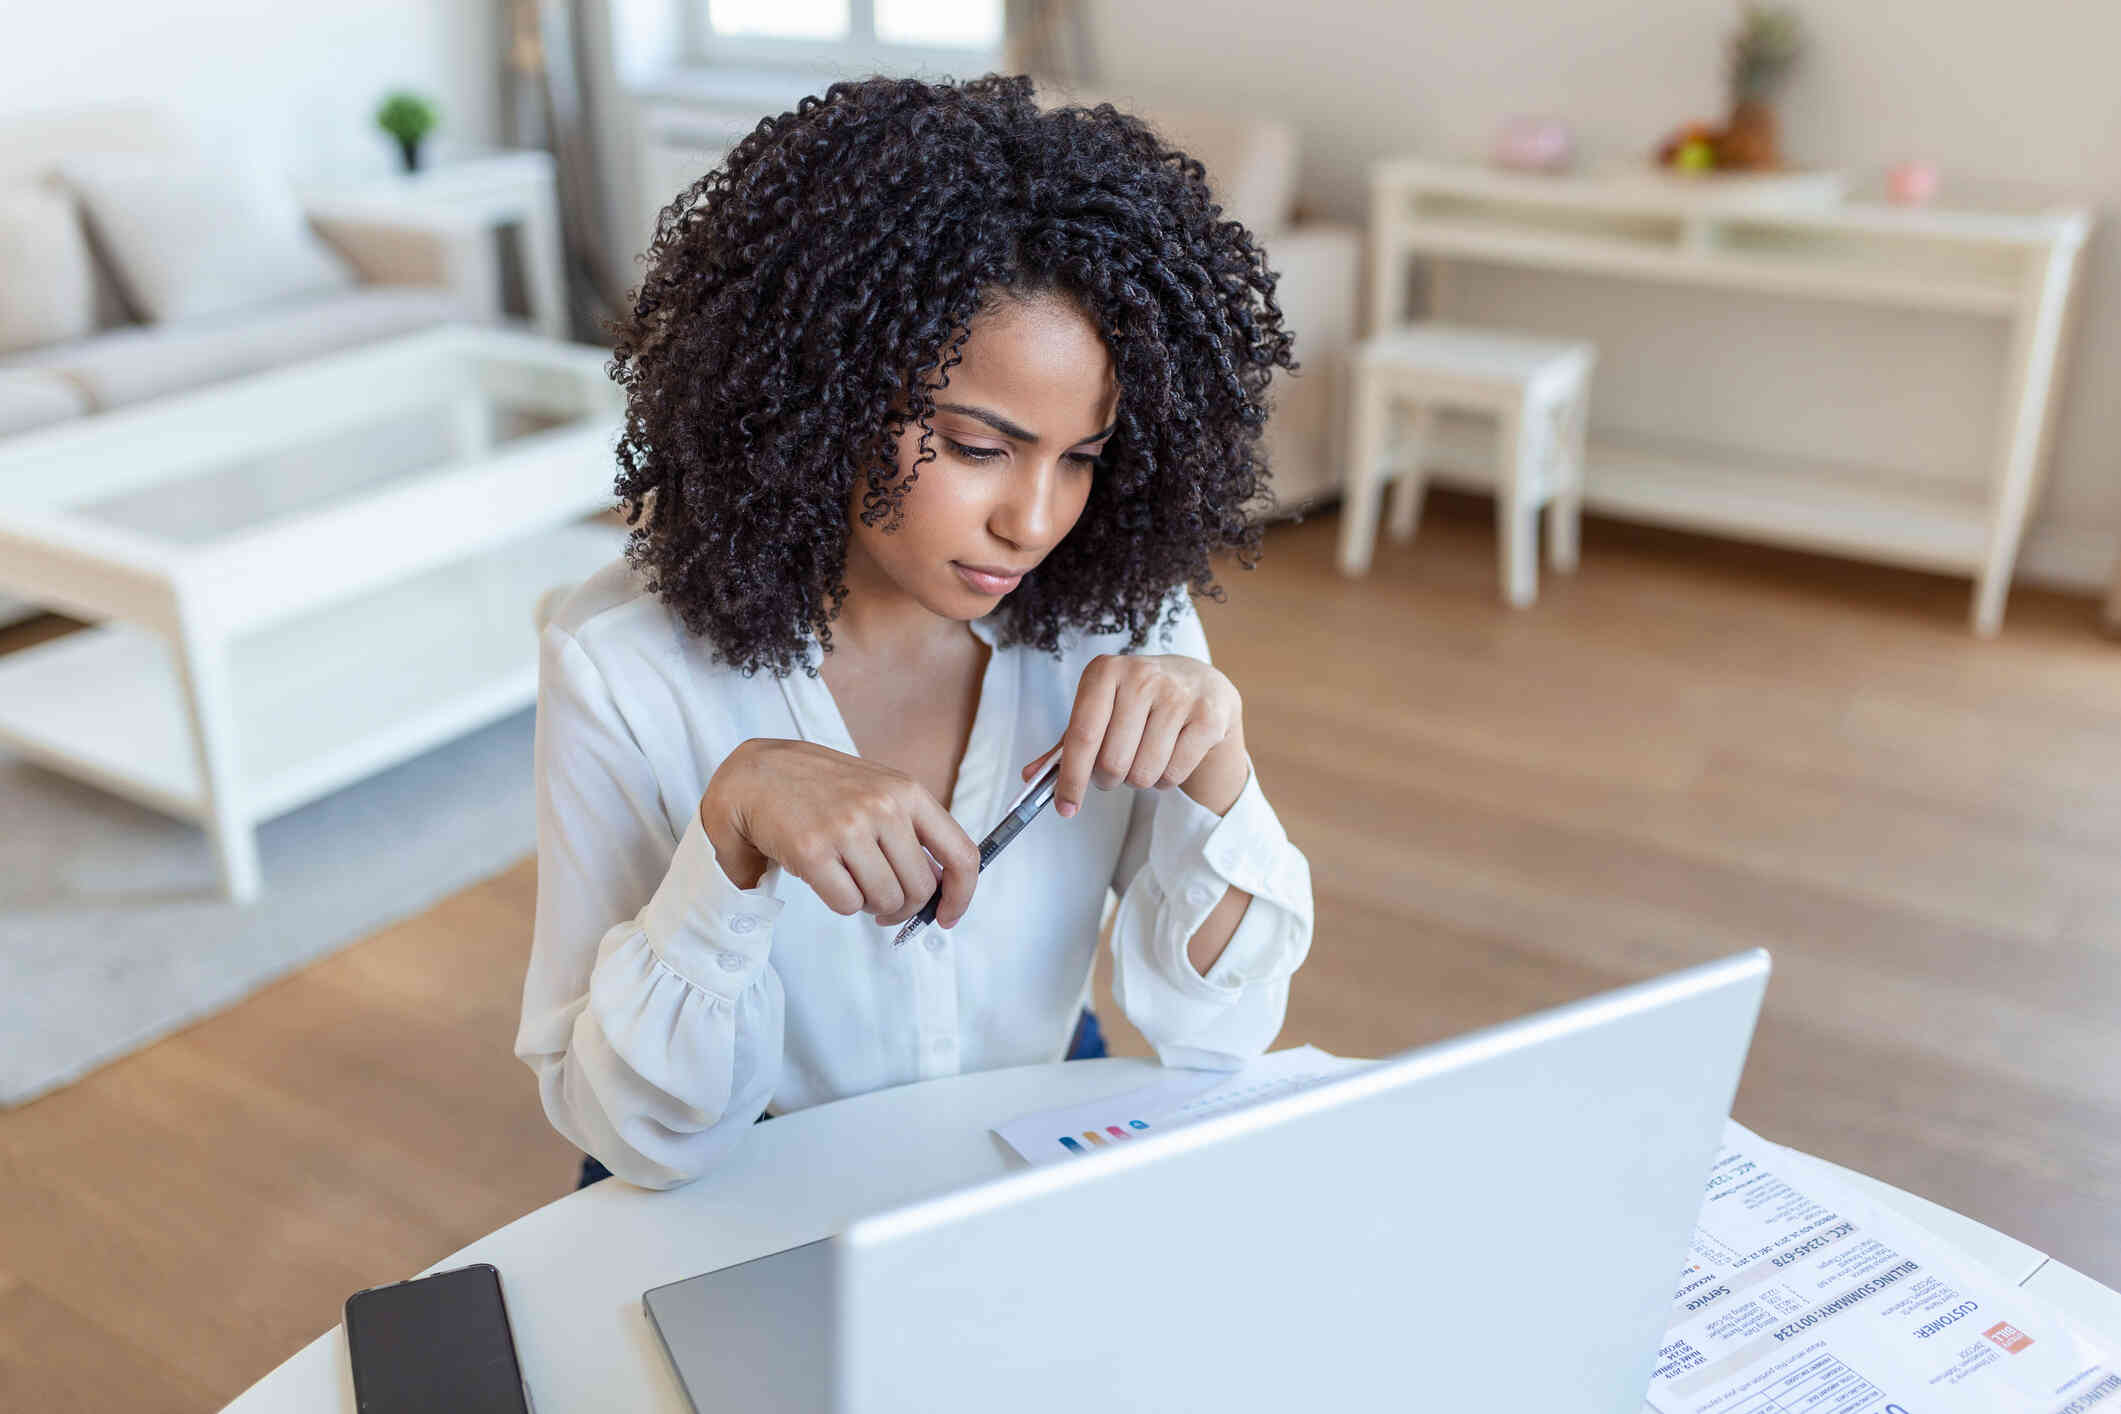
[{"x1": 696, "y1": 0, "x2": 1004, "y2": 72}]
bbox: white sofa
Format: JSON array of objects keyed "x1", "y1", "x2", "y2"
[
  {"x1": 1043, "y1": 87, "x2": 1362, "y2": 516},
  {"x1": 0, "y1": 104, "x2": 483, "y2": 441}
]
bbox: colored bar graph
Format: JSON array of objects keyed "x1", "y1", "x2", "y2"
[{"x1": 1058, "y1": 1120, "x2": 1153, "y2": 1156}]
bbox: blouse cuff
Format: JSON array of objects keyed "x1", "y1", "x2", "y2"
[
  {"x1": 639, "y1": 810, "x2": 786, "y2": 1001},
  {"x1": 1146, "y1": 767, "x2": 1313, "y2": 998}
]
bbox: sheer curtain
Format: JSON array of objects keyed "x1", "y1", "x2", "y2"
[
  {"x1": 495, "y1": 0, "x2": 1099, "y2": 347},
  {"x1": 502, "y1": 0, "x2": 626, "y2": 344},
  {"x1": 1002, "y1": 0, "x2": 1097, "y2": 85}
]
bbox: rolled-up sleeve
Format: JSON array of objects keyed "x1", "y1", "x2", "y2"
[
  {"x1": 1106, "y1": 597, "x2": 1314, "y2": 1070},
  {"x1": 515, "y1": 624, "x2": 786, "y2": 1189}
]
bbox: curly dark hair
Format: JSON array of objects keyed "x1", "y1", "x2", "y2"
[{"x1": 604, "y1": 72, "x2": 1299, "y2": 677}]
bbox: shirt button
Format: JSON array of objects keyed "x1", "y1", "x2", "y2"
[
  {"x1": 715, "y1": 950, "x2": 746, "y2": 973},
  {"x1": 1187, "y1": 882, "x2": 1218, "y2": 909},
  {"x1": 728, "y1": 913, "x2": 761, "y2": 935},
  {"x1": 924, "y1": 931, "x2": 947, "y2": 953}
]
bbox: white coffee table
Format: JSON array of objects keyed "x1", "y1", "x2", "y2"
[{"x1": 0, "y1": 324, "x2": 628, "y2": 901}]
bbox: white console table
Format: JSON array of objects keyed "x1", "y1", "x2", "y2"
[{"x1": 1367, "y1": 159, "x2": 2093, "y2": 634}]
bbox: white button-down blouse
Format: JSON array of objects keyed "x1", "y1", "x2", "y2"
[{"x1": 516, "y1": 559, "x2": 1315, "y2": 1189}]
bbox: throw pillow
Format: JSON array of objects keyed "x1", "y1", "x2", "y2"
[
  {"x1": 0, "y1": 183, "x2": 96, "y2": 355},
  {"x1": 53, "y1": 149, "x2": 356, "y2": 324}
]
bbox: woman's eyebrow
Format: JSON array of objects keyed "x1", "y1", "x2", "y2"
[{"x1": 935, "y1": 401, "x2": 1116, "y2": 446}]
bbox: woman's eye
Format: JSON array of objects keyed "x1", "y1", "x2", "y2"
[
  {"x1": 1068, "y1": 451, "x2": 1102, "y2": 469},
  {"x1": 944, "y1": 438, "x2": 1004, "y2": 463}
]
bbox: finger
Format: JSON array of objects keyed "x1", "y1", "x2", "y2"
[
  {"x1": 912, "y1": 795, "x2": 981, "y2": 928},
  {"x1": 798, "y1": 851, "x2": 865, "y2": 917},
  {"x1": 1093, "y1": 679, "x2": 1154, "y2": 792},
  {"x1": 1021, "y1": 739, "x2": 1063, "y2": 782},
  {"x1": 876, "y1": 824, "x2": 939, "y2": 928},
  {"x1": 1056, "y1": 663, "x2": 1121, "y2": 818},
  {"x1": 1160, "y1": 719, "x2": 1226, "y2": 789},
  {"x1": 1130, "y1": 698, "x2": 1189, "y2": 789},
  {"x1": 838, "y1": 837, "x2": 906, "y2": 923}
]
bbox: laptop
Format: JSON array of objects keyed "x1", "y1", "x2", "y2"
[{"x1": 645, "y1": 948, "x2": 1770, "y2": 1413}]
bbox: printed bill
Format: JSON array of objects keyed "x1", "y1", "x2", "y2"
[{"x1": 1647, "y1": 1122, "x2": 2117, "y2": 1414}]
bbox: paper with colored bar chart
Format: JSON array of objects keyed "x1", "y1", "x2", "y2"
[
  {"x1": 993, "y1": 1045, "x2": 1367, "y2": 1167},
  {"x1": 1646, "y1": 1121, "x2": 2118, "y2": 1414}
]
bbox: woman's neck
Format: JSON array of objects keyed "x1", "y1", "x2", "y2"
[{"x1": 831, "y1": 548, "x2": 975, "y2": 666}]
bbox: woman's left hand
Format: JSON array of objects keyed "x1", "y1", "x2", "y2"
[{"x1": 1022, "y1": 653, "x2": 1250, "y2": 819}]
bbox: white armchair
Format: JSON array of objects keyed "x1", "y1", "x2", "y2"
[{"x1": 1040, "y1": 87, "x2": 1362, "y2": 516}]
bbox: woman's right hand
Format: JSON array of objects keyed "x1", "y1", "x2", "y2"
[{"x1": 699, "y1": 739, "x2": 981, "y2": 929}]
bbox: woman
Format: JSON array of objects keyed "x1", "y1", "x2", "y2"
[{"x1": 517, "y1": 73, "x2": 1314, "y2": 1190}]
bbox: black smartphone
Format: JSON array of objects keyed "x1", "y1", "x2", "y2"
[{"x1": 343, "y1": 1262, "x2": 532, "y2": 1413}]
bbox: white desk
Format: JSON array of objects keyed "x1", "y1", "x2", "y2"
[{"x1": 220, "y1": 1058, "x2": 2121, "y2": 1412}]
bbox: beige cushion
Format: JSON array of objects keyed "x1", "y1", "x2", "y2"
[
  {"x1": 1042, "y1": 86, "x2": 1299, "y2": 238},
  {"x1": 0, "y1": 184, "x2": 96, "y2": 355},
  {"x1": 0, "y1": 104, "x2": 191, "y2": 333},
  {"x1": 0, "y1": 286, "x2": 474, "y2": 412},
  {"x1": 0, "y1": 369, "x2": 90, "y2": 436},
  {"x1": 1144, "y1": 109, "x2": 1297, "y2": 238},
  {"x1": 53, "y1": 149, "x2": 356, "y2": 325}
]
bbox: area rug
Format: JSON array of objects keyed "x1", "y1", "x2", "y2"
[{"x1": 0, "y1": 709, "x2": 538, "y2": 1107}]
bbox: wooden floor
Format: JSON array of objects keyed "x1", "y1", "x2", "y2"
[{"x1": 4, "y1": 495, "x2": 2119, "y2": 1410}]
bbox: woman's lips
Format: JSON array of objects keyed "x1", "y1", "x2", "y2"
[{"x1": 953, "y1": 562, "x2": 1024, "y2": 595}]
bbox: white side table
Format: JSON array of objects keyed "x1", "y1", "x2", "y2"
[{"x1": 297, "y1": 150, "x2": 569, "y2": 342}]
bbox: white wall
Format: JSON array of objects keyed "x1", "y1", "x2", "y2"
[
  {"x1": 1083, "y1": 0, "x2": 2121, "y2": 591},
  {"x1": 18, "y1": 0, "x2": 2101, "y2": 591},
  {"x1": 0, "y1": 0, "x2": 502, "y2": 182}
]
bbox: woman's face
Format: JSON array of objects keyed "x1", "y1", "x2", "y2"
[{"x1": 848, "y1": 291, "x2": 1118, "y2": 621}]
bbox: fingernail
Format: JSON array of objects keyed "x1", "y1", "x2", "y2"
[{"x1": 1059, "y1": 800, "x2": 1076, "y2": 818}]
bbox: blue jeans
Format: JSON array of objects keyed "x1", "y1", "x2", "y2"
[{"x1": 573, "y1": 1007, "x2": 1108, "y2": 1189}]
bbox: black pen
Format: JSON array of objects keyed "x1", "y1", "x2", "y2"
[{"x1": 893, "y1": 759, "x2": 1063, "y2": 948}]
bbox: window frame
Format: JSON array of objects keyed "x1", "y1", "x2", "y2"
[{"x1": 685, "y1": 0, "x2": 1006, "y2": 78}]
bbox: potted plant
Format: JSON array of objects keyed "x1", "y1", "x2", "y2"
[
  {"x1": 1720, "y1": 4, "x2": 1804, "y2": 170},
  {"x1": 376, "y1": 91, "x2": 441, "y2": 173}
]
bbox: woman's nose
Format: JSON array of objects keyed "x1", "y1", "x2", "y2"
[{"x1": 992, "y1": 460, "x2": 1064, "y2": 549}]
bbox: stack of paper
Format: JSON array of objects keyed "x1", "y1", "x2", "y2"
[{"x1": 1647, "y1": 1122, "x2": 2118, "y2": 1414}]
